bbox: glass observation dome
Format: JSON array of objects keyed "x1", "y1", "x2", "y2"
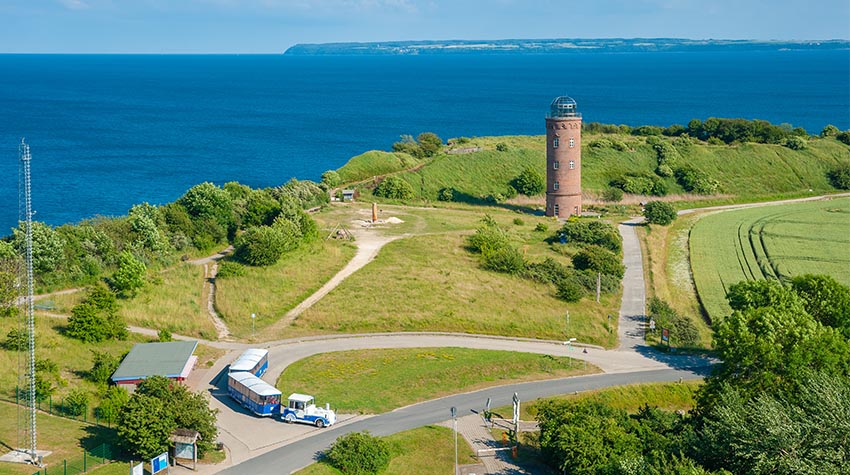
[{"x1": 548, "y1": 96, "x2": 580, "y2": 118}]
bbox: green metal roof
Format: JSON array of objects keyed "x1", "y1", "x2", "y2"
[{"x1": 111, "y1": 340, "x2": 198, "y2": 382}]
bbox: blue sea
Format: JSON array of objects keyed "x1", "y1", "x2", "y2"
[{"x1": 0, "y1": 51, "x2": 848, "y2": 233}]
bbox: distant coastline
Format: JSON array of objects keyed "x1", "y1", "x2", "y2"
[{"x1": 284, "y1": 38, "x2": 850, "y2": 55}]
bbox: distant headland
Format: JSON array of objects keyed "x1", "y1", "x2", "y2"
[{"x1": 284, "y1": 38, "x2": 850, "y2": 55}]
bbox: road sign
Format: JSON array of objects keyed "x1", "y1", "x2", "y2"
[
  {"x1": 649, "y1": 318, "x2": 656, "y2": 331},
  {"x1": 661, "y1": 328, "x2": 669, "y2": 342},
  {"x1": 131, "y1": 462, "x2": 143, "y2": 475}
]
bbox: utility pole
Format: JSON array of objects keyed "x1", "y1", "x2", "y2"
[{"x1": 451, "y1": 406, "x2": 458, "y2": 475}]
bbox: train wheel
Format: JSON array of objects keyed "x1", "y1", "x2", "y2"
[
  {"x1": 285, "y1": 414, "x2": 295, "y2": 424},
  {"x1": 315, "y1": 418, "x2": 325, "y2": 428}
]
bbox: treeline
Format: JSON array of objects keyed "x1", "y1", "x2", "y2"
[
  {"x1": 467, "y1": 216, "x2": 623, "y2": 303},
  {"x1": 583, "y1": 118, "x2": 847, "y2": 145},
  {"x1": 536, "y1": 274, "x2": 850, "y2": 474},
  {"x1": 0, "y1": 178, "x2": 328, "y2": 290}
]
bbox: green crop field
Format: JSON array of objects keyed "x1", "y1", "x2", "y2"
[{"x1": 690, "y1": 197, "x2": 850, "y2": 321}]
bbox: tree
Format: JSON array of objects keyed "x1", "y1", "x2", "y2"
[
  {"x1": 325, "y1": 431, "x2": 391, "y2": 475},
  {"x1": 64, "y1": 388, "x2": 90, "y2": 416},
  {"x1": 0, "y1": 256, "x2": 19, "y2": 318},
  {"x1": 67, "y1": 284, "x2": 127, "y2": 343},
  {"x1": 827, "y1": 162, "x2": 850, "y2": 190},
  {"x1": 602, "y1": 187, "x2": 624, "y2": 202},
  {"x1": 13, "y1": 221, "x2": 65, "y2": 274},
  {"x1": 117, "y1": 393, "x2": 172, "y2": 459},
  {"x1": 572, "y1": 245, "x2": 625, "y2": 279},
  {"x1": 234, "y1": 225, "x2": 288, "y2": 266},
  {"x1": 511, "y1": 166, "x2": 545, "y2": 196},
  {"x1": 783, "y1": 136, "x2": 806, "y2": 150},
  {"x1": 111, "y1": 251, "x2": 146, "y2": 295},
  {"x1": 836, "y1": 131, "x2": 850, "y2": 146},
  {"x1": 88, "y1": 350, "x2": 121, "y2": 385},
  {"x1": 416, "y1": 132, "x2": 443, "y2": 157},
  {"x1": 699, "y1": 372, "x2": 850, "y2": 474},
  {"x1": 178, "y1": 182, "x2": 233, "y2": 221},
  {"x1": 643, "y1": 201, "x2": 677, "y2": 225},
  {"x1": 118, "y1": 376, "x2": 218, "y2": 459},
  {"x1": 726, "y1": 279, "x2": 799, "y2": 312},
  {"x1": 790, "y1": 274, "x2": 850, "y2": 333},
  {"x1": 243, "y1": 189, "x2": 281, "y2": 227},
  {"x1": 373, "y1": 176, "x2": 414, "y2": 200},
  {"x1": 321, "y1": 170, "x2": 342, "y2": 188},
  {"x1": 820, "y1": 124, "x2": 840, "y2": 137},
  {"x1": 97, "y1": 385, "x2": 129, "y2": 425},
  {"x1": 2, "y1": 328, "x2": 28, "y2": 351},
  {"x1": 481, "y1": 245, "x2": 525, "y2": 275}
]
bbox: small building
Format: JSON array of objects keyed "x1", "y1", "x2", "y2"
[
  {"x1": 111, "y1": 340, "x2": 198, "y2": 392},
  {"x1": 342, "y1": 189, "x2": 356, "y2": 202}
]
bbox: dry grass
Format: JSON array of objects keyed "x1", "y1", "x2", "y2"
[
  {"x1": 119, "y1": 263, "x2": 215, "y2": 339},
  {"x1": 214, "y1": 240, "x2": 357, "y2": 339}
]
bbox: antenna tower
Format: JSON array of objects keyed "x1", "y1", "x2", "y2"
[{"x1": 18, "y1": 138, "x2": 37, "y2": 461}]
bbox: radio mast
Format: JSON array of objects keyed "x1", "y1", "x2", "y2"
[{"x1": 19, "y1": 138, "x2": 37, "y2": 462}]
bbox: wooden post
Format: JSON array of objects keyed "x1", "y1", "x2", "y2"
[{"x1": 596, "y1": 272, "x2": 601, "y2": 303}]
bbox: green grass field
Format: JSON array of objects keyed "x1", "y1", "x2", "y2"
[
  {"x1": 337, "y1": 150, "x2": 421, "y2": 183},
  {"x1": 293, "y1": 425, "x2": 477, "y2": 475},
  {"x1": 339, "y1": 134, "x2": 849, "y2": 204},
  {"x1": 690, "y1": 197, "x2": 850, "y2": 321},
  {"x1": 214, "y1": 240, "x2": 357, "y2": 339},
  {"x1": 0, "y1": 403, "x2": 123, "y2": 475},
  {"x1": 277, "y1": 348, "x2": 598, "y2": 414}
]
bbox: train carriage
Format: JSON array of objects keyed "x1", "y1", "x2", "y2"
[
  {"x1": 227, "y1": 372, "x2": 281, "y2": 416},
  {"x1": 229, "y1": 348, "x2": 269, "y2": 377}
]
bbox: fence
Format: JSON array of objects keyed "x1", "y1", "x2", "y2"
[
  {"x1": 3, "y1": 388, "x2": 118, "y2": 428},
  {"x1": 29, "y1": 443, "x2": 114, "y2": 475}
]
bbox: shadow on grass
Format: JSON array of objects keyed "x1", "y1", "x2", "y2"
[{"x1": 449, "y1": 190, "x2": 543, "y2": 216}]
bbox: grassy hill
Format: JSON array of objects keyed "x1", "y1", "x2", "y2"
[{"x1": 336, "y1": 134, "x2": 850, "y2": 204}]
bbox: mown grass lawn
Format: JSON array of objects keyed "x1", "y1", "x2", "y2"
[
  {"x1": 293, "y1": 425, "x2": 477, "y2": 475},
  {"x1": 690, "y1": 197, "x2": 850, "y2": 321},
  {"x1": 277, "y1": 348, "x2": 598, "y2": 414}
]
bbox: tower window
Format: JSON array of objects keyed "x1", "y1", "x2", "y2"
[
  {"x1": 553, "y1": 137, "x2": 559, "y2": 148},
  {"x1": 569, "y1": 160, "x2": 575, "y2": 170},
  {"x1": 554, "y1": 204, "x2": 560, "y2": 216},
  {"x1": 554, "y1": 181, "x2": 559, "y2": 191},
  {"x1": 569, "y1": 137, "x2": 575, "y2": 148},
  {"x1": 553, "y1": 161, "x2": 559, "y2": 170}
]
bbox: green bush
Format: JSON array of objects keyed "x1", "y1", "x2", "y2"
[
  {"x1": 88, "y1": 350, "x2": 121, "y2": 384},
  {"x1": 2, "y1": 328, "x2": 28, "y2": 351},
  {"x1": 571, "y1": 245, "x2": 625, "y2": 279},
  {"x1": 97, "y1": 385, "x2": 129, "y2": 425},
  {"x1": 610, "y1": 173, "x2": 667, "y2": 196},
  {"x1": 110, "y1": 250, "x2": 146, "y2": 295},
  {"x1": 675, "y1": 166, "x2": 720, "y2": 194},
  {"x1": 495, "y1": 142, "x2": 508, "y2": 152},
  {"x1": 216, "y1": 260, "x2": 247, "y2": 278},
  {"x1": 67, "y1": 284, "x2": 127, "y2": 343},
  {"x1": 326, "y1": 431, "x2": 391, "y2": 475},
  {"x1": 64, "y1": 388, "x2": 89, "y2": 417},
  {"x1": 821, "y1": 125, "x2": 840, "y2": 137},
  {"x1": 648, "y1": 297, "x2": 699, "y2": 346},
  {"x1": 234, "y1": 225, "x2": 290, "y2": 266},
  {"x1": 513, "y1": 217, "x2": 525, "y2": 226},
  {"x1": 417, "y1": 132, "x2": 443, "y2": 157},
  {"x1": 321, "y1": 170, "x2": 342, "y2": 188},
  {"x1": 784, "y1": 136, "x2": 807, "y2": 150},
  {"x1": 602, "y1": 187, "x2": 624, "y2": 202},
  {"x1": 835, "y1": 131, "x2": 850, "y2": 145},
  {"x1": 523, "y1": 258, "x2": 570, "y2": 284},
  {"x1": 437, "y1": 187, "x2": 454, "y2": 202},
  {"x1": 482, "y1": 246, "x2": 525, "y2": 275},
  {"x1": 827, "y1": 163, "x2": 850, "y2": 190},
  {"x1": 555, "y1": 220, "x2": 622, "y2": 253},
  {"x1": 556, "y1": 277, "x2": 585, "y2": 302},
  {"x1": 512, "y1": 166, "x2": 545, "y2": 196},
  {"x1": 374, "y1": 176, "x2": 415, "y2": 200},
  {"x1": 534, "y1": 222, "x2": 549, "y2": 232},
  {"x1": 158, "y1": 328, "x2": 172, "y2": 342},
  {"x1": 643, "y1": 201, "x2": 677, "y2": 226}
]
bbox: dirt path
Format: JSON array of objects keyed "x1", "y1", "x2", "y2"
[
  {"x1": 190, "y1": 246, "x2": 233, "y2": 340},
  {"x1": 272, "y1": 227, "x2": 404, "y2": 329}
]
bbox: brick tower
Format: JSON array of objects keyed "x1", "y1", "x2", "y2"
[{"x1": 545, "y1": 96, "x2": 582, "y2": 218}]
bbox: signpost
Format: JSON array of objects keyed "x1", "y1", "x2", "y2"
[
  {"x1": 151, "y1": 452, "x2": 169, "y2": 474},
  {"x1": 130, "y1": 462, "x2": 143, "y2": 475},
  {"x1": 661, "y1": 328, "x2": 670, "y2": 350},
  {"x1": 451, "y1": 406, "x2": 458, "y2": 475},
  {"x1": 251, "y1": 313, "x2": 256, "y2": 339},
  {"x1": 512, "y1": 392, "x2": 520, "y2": 435}
]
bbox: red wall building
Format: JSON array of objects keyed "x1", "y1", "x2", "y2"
[{"x1": 545, "y1": 96, "x2": 582, "y2": 218}]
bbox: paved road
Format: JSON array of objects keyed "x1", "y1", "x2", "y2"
[
  {"x1": 617, "y1": 219, "x2": 647, "y2": 351},
  {"x1": 219, "y1": 367, "x2": 708, "y2": 475}
]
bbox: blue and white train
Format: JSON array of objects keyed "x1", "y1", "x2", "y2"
[
  {"x1": 226, "y1": 371, "x2": 281, "y2": 416},
  {"x1": 229, "y1": 348, "x2": 269, "y2": 377}
]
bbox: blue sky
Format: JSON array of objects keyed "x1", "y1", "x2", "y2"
[{"x1": 2, "y1": 0, "x2": 848, "y2": 53}]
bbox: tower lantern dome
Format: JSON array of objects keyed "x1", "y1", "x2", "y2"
[{"x1": 548, "y1": 96, "x2": 580, "y2": 118}]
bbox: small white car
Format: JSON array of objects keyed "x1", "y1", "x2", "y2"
[{"x1": 281, "y1": 393, "x2": 336, "y2": 428}]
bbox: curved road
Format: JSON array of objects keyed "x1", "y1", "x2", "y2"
[{"x1": 201, "y1": 207, "x2": 718, "y2": 474}]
